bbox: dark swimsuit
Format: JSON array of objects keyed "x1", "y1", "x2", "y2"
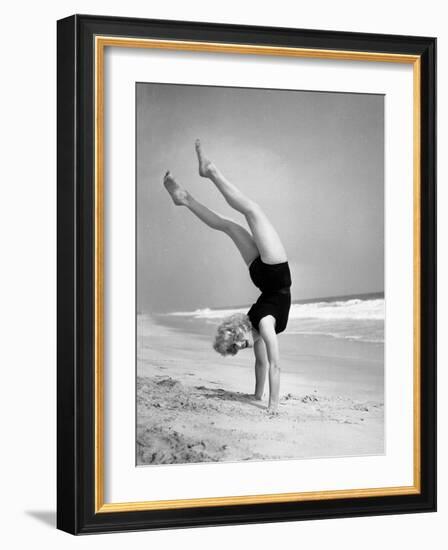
[{"x1": 247, "y1": 256, "x2": 292, "y2": 334}]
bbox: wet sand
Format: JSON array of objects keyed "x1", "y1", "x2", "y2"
[{"x1": 137, "y1": 316, "x2": 384, "y2": 465}]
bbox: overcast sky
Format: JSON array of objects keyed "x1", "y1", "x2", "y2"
[{"x1": 136, "y1": 83, "x2": 384, "y2": 313}]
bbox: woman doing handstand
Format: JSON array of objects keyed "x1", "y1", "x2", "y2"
[{"x1": 163, "y1": 140, "x2": 292, "y2": 413}]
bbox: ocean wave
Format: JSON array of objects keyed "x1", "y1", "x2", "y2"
[
  {"x1": 283, "y1": 329, "x2": 384, "y2": 344},
  {"x1": 167, "y1": 297, "x2": 384, "y2": 344},
  {"x1": 168, "y1": 307, "x2": 247, "y2": 319},
  {"x1": 169, "y1": 298, "x2": 384, "y2": 322},
  {"x1": 289, "y1": 298, "x2": 384, "y2": 321}
]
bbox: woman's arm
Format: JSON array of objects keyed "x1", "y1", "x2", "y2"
[
  {"x1": 258, "y1": 316, "x2": 280, "y2": 412},
  {"x1": 253, "y1": 338, "x2": 268, "y2": 400}
]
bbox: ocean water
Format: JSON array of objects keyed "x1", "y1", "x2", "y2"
[{"x1": 163, "y1": 292, "x2": 384, "y2": 345}]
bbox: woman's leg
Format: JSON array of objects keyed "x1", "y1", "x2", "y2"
[
  {"x1": 195, "y1": 140, "x2": 287, "y2": 264},
  {"x1": 163, "y1": 171, "x2": 259, "y2": 265}
]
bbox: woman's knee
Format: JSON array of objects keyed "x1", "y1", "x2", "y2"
[
  {"x1": 219, "y1": 217, "x2": 237, "y2": 233},
  {"x1": 245, "y1": 200, "x2": 263, "y2": 219}
]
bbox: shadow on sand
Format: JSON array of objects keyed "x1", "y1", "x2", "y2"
[{"x1": 197, "y1": 386, "x2": 266, "y2": 410}]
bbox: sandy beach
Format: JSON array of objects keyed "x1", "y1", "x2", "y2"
[{"x1": 136, "y1": 314, "x2": 384, "y2": 465}]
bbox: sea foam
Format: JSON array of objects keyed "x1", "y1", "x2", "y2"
[{"x1": 168, "y1": 296, "x2": 384, "y2": 344}]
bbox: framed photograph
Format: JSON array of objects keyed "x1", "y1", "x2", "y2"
[{"x1": 57, "y1": 14, "x2": 436, "y2": 534}]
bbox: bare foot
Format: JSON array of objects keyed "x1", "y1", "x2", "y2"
[
  {"x1": 195, "y1": 139, "x2": 215, "y2": 178},
  {"x1": 163, "y1": 171, "x2": 189, "y2": 206}
]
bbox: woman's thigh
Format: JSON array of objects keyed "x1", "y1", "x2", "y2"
[
  {"x1": 226, "y1": 222, "x2": 260, "y2": 266},
  {"x1": 245, "y1": 206, "x2": 287, "y2": 264}
]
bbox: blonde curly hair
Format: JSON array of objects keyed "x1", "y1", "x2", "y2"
[{"x1": 213, "y1": 313, "x2": 253, "y2": 356}]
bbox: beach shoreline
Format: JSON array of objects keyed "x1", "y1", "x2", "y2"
[{"x1": 137, "y1": 315, "x2": 384, "y2": 466}]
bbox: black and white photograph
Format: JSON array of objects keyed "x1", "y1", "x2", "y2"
[{"x1": 136, "y1": 82, "x2": 385, "y2": 466}]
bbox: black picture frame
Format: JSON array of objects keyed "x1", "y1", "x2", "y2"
[{"x1": 57, "y1": 14, "x2": 436, "y2": 535}]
